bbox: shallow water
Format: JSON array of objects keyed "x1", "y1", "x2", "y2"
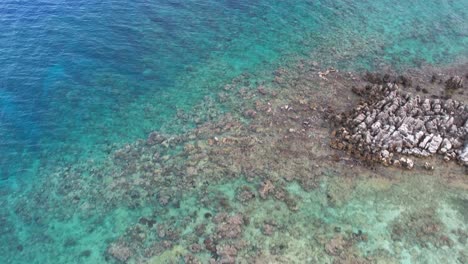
[
  {"x1": 1, "y1": 0, "x2": 467, "y2": 180},
  {"x1": 0, "y1": 0, "x2": 467, "y2": 263}
]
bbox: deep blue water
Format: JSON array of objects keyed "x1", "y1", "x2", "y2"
[{"x1": 0, "y1": 0, "x2": 228, "y2": 179}]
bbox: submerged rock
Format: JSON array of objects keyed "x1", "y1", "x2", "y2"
[
  {"x1": 107, "y1": 242, "x2": 133, "y2": 262},
  {"x1": 424, "y1": 162, "x2": 435, "y2": 170},
  {"x1": 459, "y1": 142, "x2": 468, "y2": 165},
  {"x1": 325, "y1": 235, "x2": 348, "y2": 256},
  {"x1": 445, "y1": 76, "x2": 464, "y2": 90},
  {"x1": 214, "y1": 213, "x2": 245, "y2": 239},
  {"x1": 398, "y1": 157, "x2": 414, "y2": 170},
  {"x1": 258, "y1": 180, "x2": 275, "y2": 199}
]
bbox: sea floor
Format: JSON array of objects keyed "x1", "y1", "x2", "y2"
[
  {"x1": 1, "y1": 1, "x2": 468, "y2": 263},
  {"x1": 1, "y1": 58, "x2": 467, "y2": 264}
]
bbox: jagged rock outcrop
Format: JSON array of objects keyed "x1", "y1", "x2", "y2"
[
  {"x1": 445, "y1": 76, "x2": 464, "y2": 90},
  {"x1": 331, "y1": 82, "x2": 467, "y2": 167}
]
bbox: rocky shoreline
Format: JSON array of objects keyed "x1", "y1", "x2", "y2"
[{"x1": 331, "y1": 73, "x2": 467, "y2": 169}]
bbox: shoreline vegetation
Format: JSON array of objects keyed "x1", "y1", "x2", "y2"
[{"x1": 2, "y1": 57, "x2": 467, "y2": 263}]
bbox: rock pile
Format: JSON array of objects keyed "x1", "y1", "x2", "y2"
[{"x1": 331, "y1": 81, "x2": 467, "y2": 167}]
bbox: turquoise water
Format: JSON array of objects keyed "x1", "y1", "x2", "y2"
[
  {"x1": 1, "y1": 0, "x2": 467, "y2": 180},
  {"x1": 0, "y1": 0, "x2": 467, "y2": 263}
]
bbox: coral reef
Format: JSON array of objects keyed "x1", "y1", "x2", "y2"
[
  {"x1": 390, "y1": 208, "x2": 453, "y2": 248},
  {"x1": 214, "y1": 213, "x2": 245, "y2": 240},
  {"x1": 5, "y1": 59, "x2": 467, "y2": 264},
  {"x1": 107, "y1": 242, "x2": 133, "y2": 262}
]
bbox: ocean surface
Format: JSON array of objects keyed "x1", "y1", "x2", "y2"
[{"x1": 0, "y1": 0, "x2": 467, "y2": 263}]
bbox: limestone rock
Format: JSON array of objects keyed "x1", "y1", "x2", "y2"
[
  {"x1": 459, "y1": 143, "x2": 468, "y2": 166},
  {"x1": 399, "y1": 157, "x2": 414, "y2": 170},
  {"x1": 332, "y1": 79, "x2": 467, "y2": 167}
]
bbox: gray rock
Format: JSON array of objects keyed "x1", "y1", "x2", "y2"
[
  {"x1": 426, "y1": 135, "x2": 443, "y2": 154},
  {"x1": 459, "y1": 142, "x2": 468, "y2": 165},
  {"x1": 439, "y1": 138, "x2": 452, "y2": 154},
  {"x1": 399, "y1": 157, "x2": 414, "y2": 169},
  {"x1": 332, "y1": 80, "x2": 467, "y2": 167},
  {"x1": 445, "y1": 76, "x2": 463, "y2": 90}
]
